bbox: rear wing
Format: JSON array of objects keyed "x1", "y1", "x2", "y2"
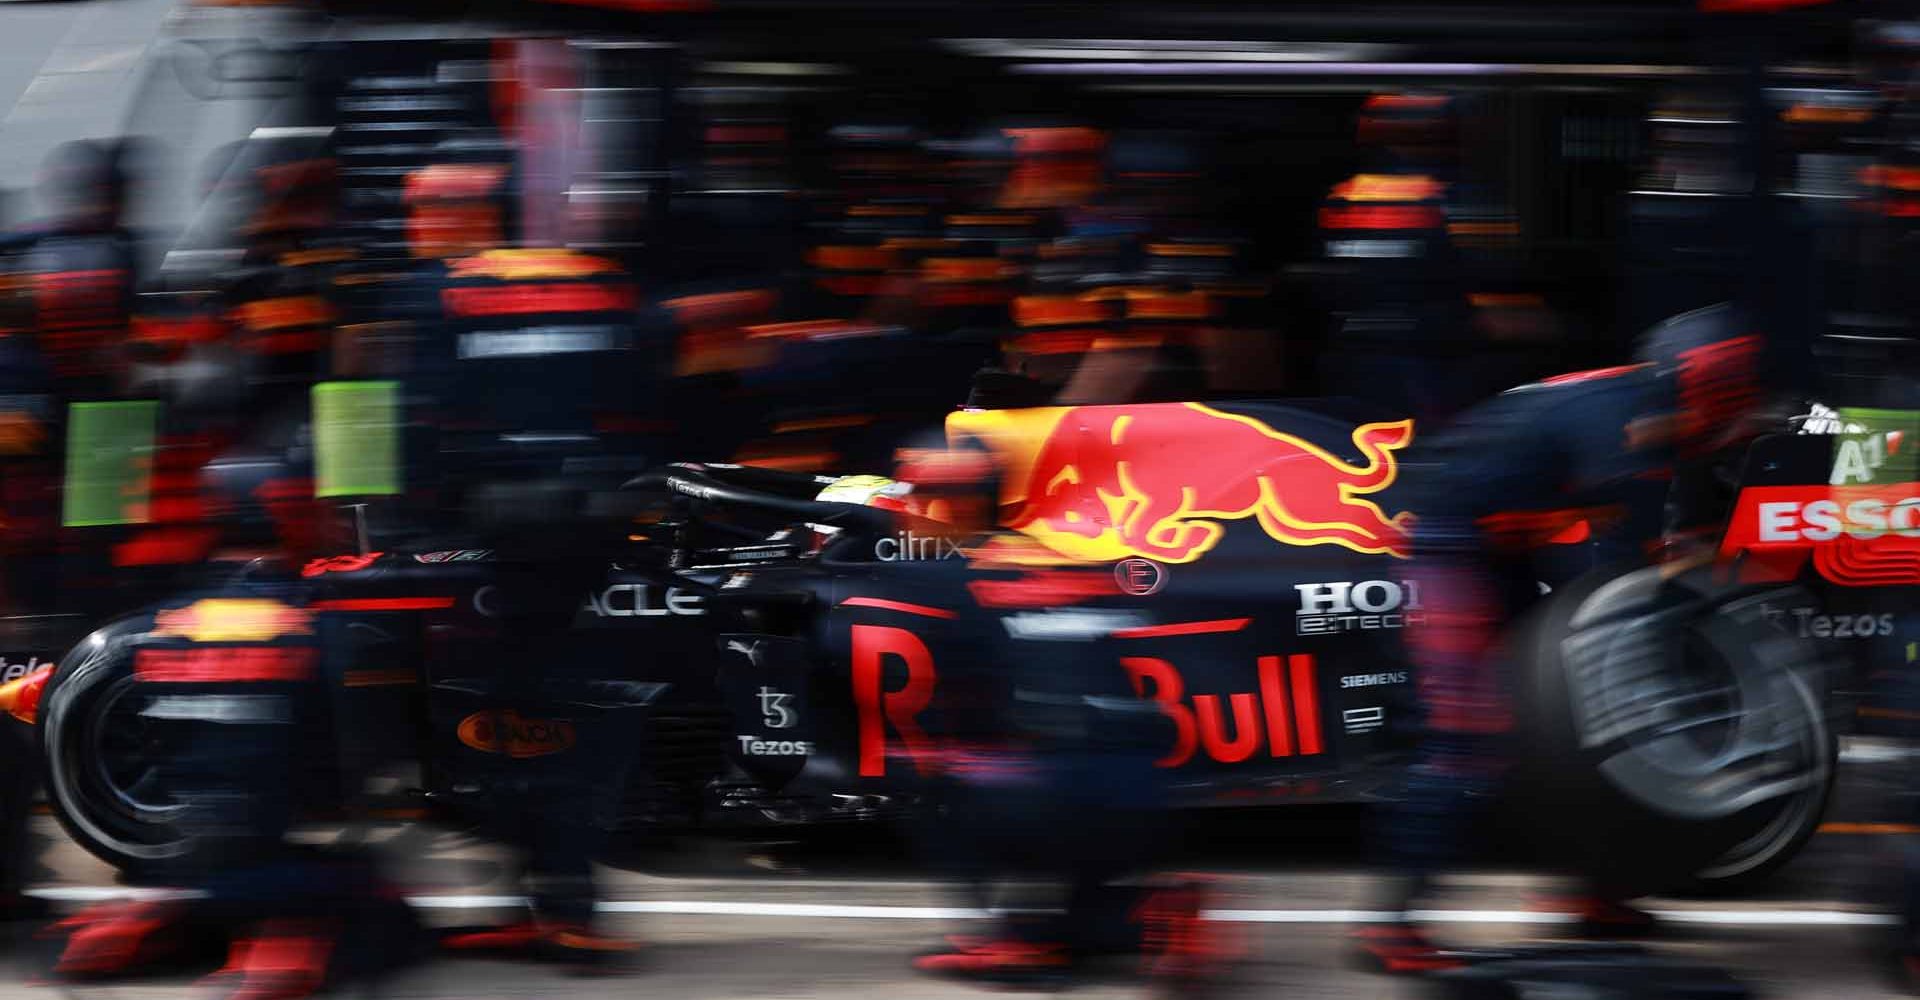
[{"x1": 1717, "y1": 409, "x2": 1920, "y2": 588}]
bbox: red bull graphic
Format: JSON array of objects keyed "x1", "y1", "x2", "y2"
[
  {"x1": 150, "y1": 599, "x2": 313, "y2": 643},
  {"x1": 1122, "y1": 654, "x2": 1324, "y2": 768},
  {"x1": 851, "y1": 625, "x2": 937, "y2": 778},
  {"x1": 953, "y1": 403, "x2": 1414, "y2": 563},
  {"x1": 852, "y1": 620, "x2": 1329, "y2": 774}
]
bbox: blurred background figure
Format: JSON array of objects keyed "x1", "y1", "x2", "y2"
[
  {"x1": 209, "y1": 142, "x2": 347, "y2": 415},
  {"x1": 20, "y1": 140, "x2": 136, "y2": 404},
  {"x1": 1312, "y1": 93, "x2": 1482, "y2": 426},
  {"x1": 0, "y1": 205, "x2": 58, "y2": 619},
  {"x1": 117, "y1": 140, "x2": 351, "y2": 593}
]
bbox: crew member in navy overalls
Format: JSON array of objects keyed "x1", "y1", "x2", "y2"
[
  {"x1": 1353, "y1": 301, "x2": 1772, "y2": 973},
  {"x1": 394, "y1": 160, "x2": 653, "y2": 966},
  {"x1": 901, "y1": 448, "x2": 1232, "y2": 990},
  {"x1": 44, "y1": 526, "x2": 421, "y2": 998}
]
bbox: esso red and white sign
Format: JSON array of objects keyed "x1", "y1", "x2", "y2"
[
  {"x1": 1754, "y1": 496, "x2": 1920, "y2": 541},
  {"x1": 1720, "y1": 483, "x2": 1920, "y2": 587}
]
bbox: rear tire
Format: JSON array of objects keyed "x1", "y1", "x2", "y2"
[
  {"x1": 1511, "y1": 564, "x2": 1839, "y2": 896},
  {"x1": 1681, "y1": 652, "x2": 1835, "y2": 895}
]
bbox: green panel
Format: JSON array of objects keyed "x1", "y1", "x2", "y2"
[
  {"x1": 313, "y1": 381, "x2": 401, "y2": 498},
  {"x1": 1832, "y1": 407, "x2": 1919, "y2": 486},
  {"x1": 62, "y1": 401, "x2": 157, "y2": 527}
]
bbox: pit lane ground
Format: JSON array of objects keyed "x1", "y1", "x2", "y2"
[{"x1": 1, "y1": 739, "x2": 1915, "y2": 998}]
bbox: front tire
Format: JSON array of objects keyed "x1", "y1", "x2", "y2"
[{"x1": 40, "y1": 616, "x2": 193, "y2": 877}]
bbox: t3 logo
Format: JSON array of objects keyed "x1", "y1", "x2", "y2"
[{"x1": 758, "y1": 686, "x2": 796, "y2": 729}]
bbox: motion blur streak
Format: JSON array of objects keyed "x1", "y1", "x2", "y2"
[{"x1": 0, "y1": 0, "x2": 1909, "y2": 997}]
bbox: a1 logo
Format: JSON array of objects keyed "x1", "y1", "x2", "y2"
[
  {"x1": 1831, "y1": 433, "x2": 1901, "y2": 485},
  {"x1": 1831, "y1": 408, "x2": 1917, "y2": 486}
]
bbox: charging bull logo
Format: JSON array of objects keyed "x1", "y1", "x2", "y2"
[
  {"x1": 151, "y1": 600, "x2": 313, "y2": 643},
  {"x1": 996, "y1": 404, "x2": 1414, "y2": 563}
]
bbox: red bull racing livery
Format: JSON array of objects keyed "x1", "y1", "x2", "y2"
[{"x1": 22, "y1": 397, "x2": 1862, "y2": 895}]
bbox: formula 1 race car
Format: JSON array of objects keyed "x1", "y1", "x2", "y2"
[{"x1": 7, "y1": 391, "x2": 1882, "y2": 895}]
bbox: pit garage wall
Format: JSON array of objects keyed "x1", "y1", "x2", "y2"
[
  {"x1": 0, "y1": 0, "x2": 307, "y2": 281},
  {"x1": 0, "y1": 0, "x2": 177, "y2": 211}
]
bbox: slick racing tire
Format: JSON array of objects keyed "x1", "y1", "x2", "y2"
[
  {"x1": 40, "y1": 615, "x2": 193, "y2": 877},
  {"x1": 1511, "y1": 564, "x2": 1838, "y2": 897}
]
